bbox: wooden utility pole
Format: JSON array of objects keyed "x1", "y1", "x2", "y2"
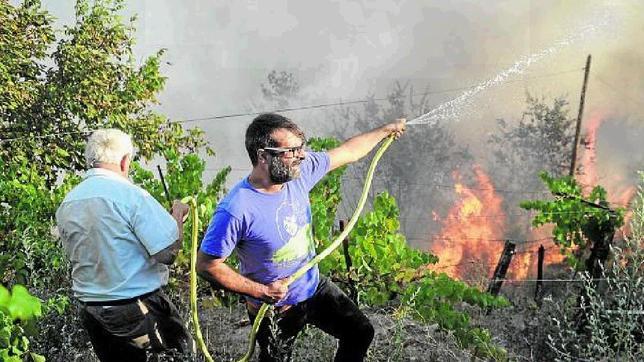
[
  {"x1": 487, "y1": 240, "x2": 516, "y2": 296},
  {"x1": 534, "y1": 245, "x2": 545, "y2": 305},
  {"x1": 569, "y1": 54, "x2": 592, "y2": 176}
]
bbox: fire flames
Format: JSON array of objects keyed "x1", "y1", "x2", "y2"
[
  {"x1": 429, "y1": 165, "x2": 506, "y2": 282},
  {"x1": 577, "y1": 112, "x2": 636, "y2": 236},
  {"x1": 427, "y1": 112, "x2": 636, "y2": 284},
  {"x1": 428, "y1": 165, "x2": 558, "y2": 282}
]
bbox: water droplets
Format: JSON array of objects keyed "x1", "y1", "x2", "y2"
[{"x1": 408, "y1": 9, "x2": 614, "y2": 126}]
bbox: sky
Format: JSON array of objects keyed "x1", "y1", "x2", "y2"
[{"x1": 40, "y1": 0, "x2": 644, "y2": 243}]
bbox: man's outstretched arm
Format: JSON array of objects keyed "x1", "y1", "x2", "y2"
[
  {"x1": 196, "y1": 251, "x2": 288, "y2": 303},
  {"x1": 327, "y1": 118, "x2": 406, "y2": 171}
]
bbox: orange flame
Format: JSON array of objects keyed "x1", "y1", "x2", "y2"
[
  {"x1": 429, "y1": 167, "x2": 566, "y2": 283},
  {"x1": 577, "y1": 111, "x2": 636, "y2": 239},
  {"x1": 578, "y1": 112, "x2": 602, "y2": 194},
  {"x1": 429, "y1": 165, "x2": 506, "y2": 282},
  {"x1": 425, "y1": 112, "x2": 637, "y2": 286}
]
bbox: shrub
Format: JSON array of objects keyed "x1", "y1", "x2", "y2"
[
  {"x1": 546, "y1": 172, "x2": 644, "y2": 361},
  {"x1": 0, "y1": 284, "x2": 45, "y2": 362}
]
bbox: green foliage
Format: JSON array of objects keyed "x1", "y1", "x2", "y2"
[
  {"x1": 546, "y1": 172, "x2": 644, "y2": 361},
  {"x1": 521, "y1": 172, "x2": 625, "y2": 268},
  {"x1": 325, "y1": 192, "x2": 438, "y2": 305},
  {"x1": 0, "y1": 284, "x2": 45, "y2": 362},
  {"x1": 131, "y1": 151, "x2": 230, "y2": 271},
  {"x1": 308, "y1": 137, "x2": 345, "y2": 241},
  {"x1": 0, "y1": 0, "x2": 209, "y2": 185},
  {"x1": 312, "y1": 185, "x2": 507, "y2": 357},
  {"x1": 308, "y1": 138, "x2": 439, "y2": 307},
  {"x1": 1, "y1": 2, "x2": 229, "y2": 357},
  {"x1": 0, "y1": 159, "x2": 78, "y2": 287},
  {"x1": 403, "y1": 274, "x2": 509, "y2": 357}
]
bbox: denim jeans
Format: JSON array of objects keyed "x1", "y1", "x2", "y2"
[
  {"x1": 248, "y1": 276, "x2": 375, "y2": 362},
  {"x1": 80, "y1": 290, "x2": 191, "y2": 362}
]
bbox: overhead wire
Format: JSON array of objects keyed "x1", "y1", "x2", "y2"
[
  {"x1": 0, "y1": 67, "x2": 584, "y2": 143},
  {"x1": 174, "y1": 68, "x2": 584, "y2": 125},
  {"x1": 592, "y1": 72, "x2": 644, "y2": 109}
]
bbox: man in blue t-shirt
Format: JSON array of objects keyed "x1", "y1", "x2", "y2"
[{"x1": 197, "y1": 113, "x2": 405, "y2": 362}]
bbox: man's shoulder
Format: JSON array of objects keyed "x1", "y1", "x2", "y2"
[
  {"x1": 297, "y1": 151, "x2": 330, "y2": 185},
  {"x1": 304, "y1": 151, "x2": 328, "y2": 164},
  {"x1": 217, "y1": 179, "x2": 256, "y2": 219},
  {"x1": 62, "y1": 173, "x2": 148, "y2": 206}
]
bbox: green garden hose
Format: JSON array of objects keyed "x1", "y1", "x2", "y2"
[
  {"x1": 182, "y1": 196, "x2": 215, "y2": 362},
  {"x1": 183, "y1": 136, "x2": 395, "y2": 362}
]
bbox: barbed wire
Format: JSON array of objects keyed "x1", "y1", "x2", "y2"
[
  {"x1": 397, "y1": 208, "x2": 623, "y2": 221},
  {"x1": 406, "y1": 236, "x2": 555, "y2": 244},
  {"x1": 592, "y1": 72, "x2": 644, "y2": 109},
  {"x1": 340, "y1": 175, "x2": 553, "y2": 195}
]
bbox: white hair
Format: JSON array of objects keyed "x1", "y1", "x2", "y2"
[{"x1": 84, "y1": 129, "x2": 135, "y2": 168}]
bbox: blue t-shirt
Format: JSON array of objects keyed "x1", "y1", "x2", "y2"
[{"x1": 201, "y1": 152, "x2": 330, "y2": 306}]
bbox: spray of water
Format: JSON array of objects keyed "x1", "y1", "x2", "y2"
[{"x1": 408, "y1": 7, "x2": 615, "y2": 126}]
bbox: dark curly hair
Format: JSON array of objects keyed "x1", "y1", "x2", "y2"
[{"x1": 245, "y1": 113, "x2": 305, "y2": 166}]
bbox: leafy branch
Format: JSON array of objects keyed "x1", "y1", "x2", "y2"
[{"x1": 520, "y1": 172, "x2": 625, "y2": 269}]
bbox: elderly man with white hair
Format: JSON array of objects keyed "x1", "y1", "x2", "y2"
[{"x1": 56, "y1": 129, "x2": 192, "y2": 361}]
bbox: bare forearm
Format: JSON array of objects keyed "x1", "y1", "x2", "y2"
[
  {"x1": 171, "y1": 209, "x2": 184, "y2": 243},
  {"x1": 342, "y1": 127, "x2": 389, "y2": 161},
  {"x1": 328, "y1": 119, "x2": 405, "y2": 170},
  {"x1": 197, "y1": 256, "x2": 265, "y2": 299},
  {"x1": 152, "y1": 207, "x2": 186, "y2": 265}
]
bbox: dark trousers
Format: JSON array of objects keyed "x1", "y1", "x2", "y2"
[
  {"x1": 80, "y1": 290, "x2": 192, "y2": 362},
  {"x1": 248, "y1": 277, "x2": 375, "y2": 362}
]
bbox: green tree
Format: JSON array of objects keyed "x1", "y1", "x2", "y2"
[
  {"x1": 521, "y1": 172, "x2": 624, "y2": 270},
  {"x1": 0, "y1": 0, "x2": 209, "y2": 185},
  {"x1": 0, "y1": 2, "x2": 227, "y2": 358},
  {"x1": 487, "y1": 95, "x2": 576, "y2": 239}
]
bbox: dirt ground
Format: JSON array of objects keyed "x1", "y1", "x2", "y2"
[
  {"x1": 38, "y1": 299, "x2": 476, "y2": 362},
  {"x1": 35, "y1": 276, "x2": 575, "y2": 361}
]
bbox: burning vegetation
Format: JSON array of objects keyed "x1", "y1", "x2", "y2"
[{"x1": 427, "y1": 111, "x2": 636, "y2": 288}]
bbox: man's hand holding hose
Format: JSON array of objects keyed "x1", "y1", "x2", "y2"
[{"x1": 261, "y1": 277, "x2": 290, "y2": 304}]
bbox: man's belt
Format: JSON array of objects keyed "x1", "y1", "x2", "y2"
[{"x1": 81, "y1": 289, "x2": 159, "y2": 306}]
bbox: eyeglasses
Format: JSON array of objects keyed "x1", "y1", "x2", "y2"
[{"x1": 260, "y1": 144, "x2": 306, "y2": 158}]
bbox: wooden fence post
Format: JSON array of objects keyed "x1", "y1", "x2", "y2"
[
  {"x1": 535, "y1": 245, "x2": 545, "y2": 305},
  {"x1": 339, "y1": 220, "x2": 357, "y2": 304},
  {"x1": 487, "y1": 240, "x2": 516, "y2": 297}
]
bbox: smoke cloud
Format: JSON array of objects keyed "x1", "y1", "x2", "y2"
[{"x1": 42, "y1": 0, "x2": 644, "y2": 248}]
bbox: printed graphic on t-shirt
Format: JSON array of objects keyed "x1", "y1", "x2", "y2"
[{"x1": 272, "y1": 199, "x2": 315, "y2": 266}]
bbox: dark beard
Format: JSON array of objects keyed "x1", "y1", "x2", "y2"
[{"x1": 268, "y1": 156, "x2": 301, "y2": 184}]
